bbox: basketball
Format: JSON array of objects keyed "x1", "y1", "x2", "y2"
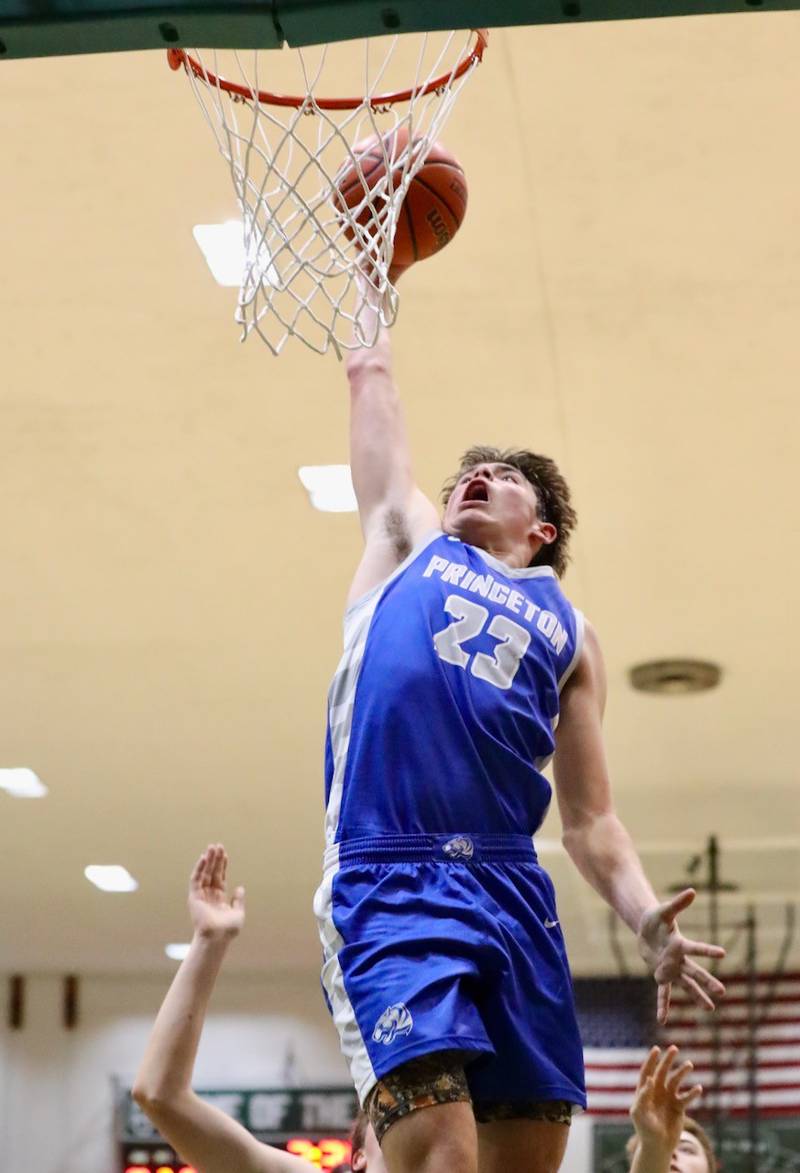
[{"x1": 333, "y1": 127, "x2": 468, "y2": 276}]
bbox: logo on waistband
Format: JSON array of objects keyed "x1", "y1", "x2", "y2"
[
  {"x1": 373, "y1": 1003, "x2": 414, "y2": 1045},
  {"x1": 442, "y1": 836, "x2": 474, "y2": 861}
]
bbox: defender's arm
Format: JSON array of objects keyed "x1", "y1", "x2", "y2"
[
  {"x1": 132, "y1": 849, "x2": 311, "y2": 1173},
  {"x1": 553, "y1": 625, "x2": 725, "y2": 1021},
  {"x1": 345, "y1": 285, "x2": 439, "y2": 605},
  {"x1": 628, "y1": 1047, "x2": 703, "y2": 1173},
  {"x1": 133, "y1": 938, "x2": 309, "y2": 1173}
]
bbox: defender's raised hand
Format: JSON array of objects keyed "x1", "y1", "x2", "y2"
[
  {"x1": 637, "y1": 888, "x2": 726, "y2": 1024},
  {"x1": 630, "y1": 1045, "x2": 703, "y2": 1154},
  {"x1": 188, "y1": 844, "x2": 245, "y2": 940}
]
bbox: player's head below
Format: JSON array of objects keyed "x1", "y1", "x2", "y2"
[
  {"x1": 349, "y1": 1109, "x2": 386, "y2": 1172},
  {"x1": 441, "y1": 446, "x2": 577, "y2": 576},
  {"x1": 626, "y1": 1118, "x2": 718, "y2": 1173}
]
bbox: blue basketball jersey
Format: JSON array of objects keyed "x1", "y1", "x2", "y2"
[{"x1": 325, "y1": 532, "x2": 584, "y2": 845}]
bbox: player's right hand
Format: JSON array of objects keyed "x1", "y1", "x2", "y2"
[{"x1": 188, "y1": 844, "x2": 246, "y2": 939}]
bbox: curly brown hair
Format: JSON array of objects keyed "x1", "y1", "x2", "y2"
[{"x1": 441, "y1": 445, "x2": 577, "y2": 578}]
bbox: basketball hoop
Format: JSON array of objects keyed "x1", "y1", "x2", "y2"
[{"x1": 168, "y1": 29, "x2": 487, "y2": 356}]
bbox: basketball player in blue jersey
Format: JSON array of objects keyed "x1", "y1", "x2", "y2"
[{"x1": 313, "y1": 285, "x2": 726, "y2": 1173}]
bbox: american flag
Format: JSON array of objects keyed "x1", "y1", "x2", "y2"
[{"x1": 574, "y1": 973, "x2": 800, "y2": 1118}]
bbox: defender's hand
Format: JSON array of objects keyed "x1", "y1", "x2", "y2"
[
  {"x1": 630, "y1": 1046, "x2": 702, "y2": 1153},
  {"x1": 188, "y1": 844, "x2": 245, "y2": 940},
  {"x1": 637, "y1": 888, "x2": 726, "y2": 1023}
]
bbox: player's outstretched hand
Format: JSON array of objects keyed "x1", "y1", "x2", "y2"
[
  {"x1": 637, "y1": 888, "x2": 726, "y2": 1023},
  {"x1": 188, "y1": 844, "x2": 245, "y2": 940},
  {"x1": 630, "y1": 1046, "x2": 702, "y2": 1155}
]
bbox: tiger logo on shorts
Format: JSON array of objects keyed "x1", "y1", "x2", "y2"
[
  {"x1": 442, "y1": 836, "x2": 474, "y2": 860},
  {"x1": 372, "y1": 1002, "x2": 414, "y2": 1045}
]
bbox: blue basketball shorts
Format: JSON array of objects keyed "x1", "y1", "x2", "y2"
[{"x1": 313, "y1": 833, "x2": 587, "y2": 1110}]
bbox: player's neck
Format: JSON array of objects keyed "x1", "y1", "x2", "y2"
[
  {"x1": 480, "y1": 539, "x2": 534, "y2": 570},
  {"x1": 457, "y1": 531, "x2": 534, "y2": 571},
  {"x1": 445, "y1": 520, "x2": 537, "y2": 570}
]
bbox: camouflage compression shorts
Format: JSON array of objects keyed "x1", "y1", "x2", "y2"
[{"x1": 365, "y1": 1051, "x2": 576, "y2": 1143}]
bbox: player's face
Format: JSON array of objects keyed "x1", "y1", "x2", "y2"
[
  {"x1": 351, "y1": 1123, "x2": 387, "y2": 1172},
  {"x1": 443, "y1": 462, "x2": 543, "y2": 548},
  {"x1": 669, "y1": 1130, "x2": 712, "y2": 1173}
]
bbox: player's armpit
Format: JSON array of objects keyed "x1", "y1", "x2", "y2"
[
  {"x1": 346, "y1": 486, "x2": 439, "y2": 606},
  {"x1": 134, "y1": 1089, "x2": 312, "y2": 1173}
]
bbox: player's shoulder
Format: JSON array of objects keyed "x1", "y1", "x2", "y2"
[
  {"x1": 563, "y1": 617, "x2": 605, "y2": 693},
  {"x1": 581, "y1": 617, "x2": 601, "y2": 649}
]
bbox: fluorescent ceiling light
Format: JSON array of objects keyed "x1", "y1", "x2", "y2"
[
  {"x1": 84, "y1": 865, "x2": 138, "y2": 893},
  {"x1": 193, "y1": 221, "x2": 245, "y2": 287},
  {"x1": 193, "y1": 220, "x2": 279, "y2": 288},
  {"x1": 298, "y1": 465, "x2": 358, "y2": 513},
  {"x1": 0, "y1": 768, "x2": 48, "y2": 798},
  {"x1": 165, "y1": 943, "x2": 191, "y2": 961}
]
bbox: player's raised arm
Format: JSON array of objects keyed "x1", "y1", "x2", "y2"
[
  {"x1": 345, "y1": 275, "x2": 439, "y2": 605},
  {"x1": 132, "y1": 846, "x2": 311, "y2": 1173},
  {"x1": 553, "y1": 624, "x2": 726, "y2": 1023}
]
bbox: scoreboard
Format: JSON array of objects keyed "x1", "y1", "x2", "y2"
[
  {"x1": 122, "y1": 1137, "x2": 352, "y2": 1171},
  {"x1": 118, "y1": 1086, "x2": 359, "y2": 1172}
]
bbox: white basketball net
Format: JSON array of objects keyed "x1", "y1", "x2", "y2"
[{"x1": 172, "y1": 31, "x2": 485, "y2": 356}]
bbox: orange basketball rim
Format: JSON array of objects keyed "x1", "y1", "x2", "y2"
[{"x1": 167, "y1": 30, "x2": 488, "y2": 111}]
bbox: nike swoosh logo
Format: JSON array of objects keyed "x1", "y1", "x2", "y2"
[{"x1": 544, "y1": 918, "x2": 559, "y2": 929}]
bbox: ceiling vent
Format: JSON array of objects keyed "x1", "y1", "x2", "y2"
[{"x1": 629, "y1": 659, "x2": 721, "y2": 695}]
